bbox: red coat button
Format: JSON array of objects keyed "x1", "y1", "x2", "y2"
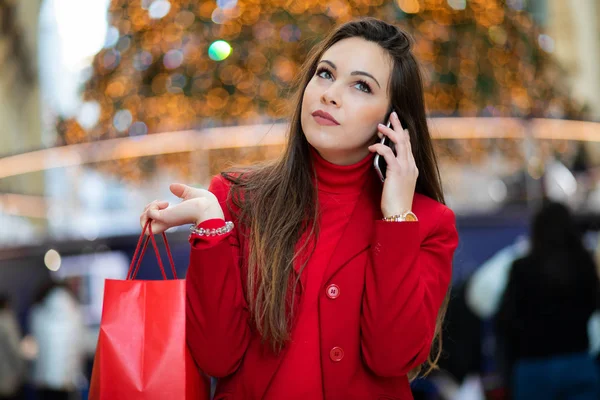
[
  {"x1": 330, "y1": 346, "x2": 344, "y2": 362},
  {"x1": 326, "y1": 284, "x2": 340, "y2": 299}
]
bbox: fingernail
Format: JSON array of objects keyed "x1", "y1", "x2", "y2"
[
  {"x1": 392, "y1": 111, "x2": 398, "y2": 119},
  {"x1": 378, "y1": 123, "x2": 385, "y2": 128}
]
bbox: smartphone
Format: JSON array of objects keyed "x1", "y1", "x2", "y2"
[{"x1": 373, "y1": 112, "x2": 397, "y2": 182}]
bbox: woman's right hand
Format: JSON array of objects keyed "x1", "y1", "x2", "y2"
[{"x1": 140, "y1": 183, "x2": 225, "y2": 235}]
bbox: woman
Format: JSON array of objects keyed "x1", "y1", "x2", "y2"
[
  {"x1": 497, "y1": 202, "x2": 600, "y2": 399},
  {"x1": 141, "y1": 17, "x2": 458, "y2": 399}
]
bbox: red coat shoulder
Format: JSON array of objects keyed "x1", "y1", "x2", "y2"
[
  {"x1": 412, "y1": 193, "x2": 456, "y2": 239},
  {"x1": 207, "y1": 174, "x2": 234, "y2": 202}
]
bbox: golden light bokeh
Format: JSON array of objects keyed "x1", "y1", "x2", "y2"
[{"x1": 55, "y1": 0, "x2": 585, "y2": 181}]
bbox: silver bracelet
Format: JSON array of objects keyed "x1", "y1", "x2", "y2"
[{"x1": 189, "y1": 221, "x2": 234, "y2": 237}]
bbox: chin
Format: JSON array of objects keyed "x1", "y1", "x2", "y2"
[{"x1": 304, "y1": 133, "x2": 337, "y2": 153}]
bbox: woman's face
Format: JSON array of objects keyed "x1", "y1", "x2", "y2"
[{"x1": 301, "y1": 37, "x2": 393, "y2": 165}]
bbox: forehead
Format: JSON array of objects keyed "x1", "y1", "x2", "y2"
[{"x1": 320, "y1": 37, "x2": 392, "y2": 84}]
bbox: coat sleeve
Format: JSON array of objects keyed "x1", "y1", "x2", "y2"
[
  {"x1": 186, "y1": 175, "x2": 251, "y2": 378},
  {"x1": 360, "y1": 207, "x2": 458, "y2": 377}
]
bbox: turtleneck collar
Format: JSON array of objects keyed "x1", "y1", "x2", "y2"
[{"x1": 310, "y1": 146, "x2": 375, "y2": 194}]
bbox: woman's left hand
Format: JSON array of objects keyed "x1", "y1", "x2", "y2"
[{"x1": 368, "y1": 111, "x2": 418, "y2": 218}]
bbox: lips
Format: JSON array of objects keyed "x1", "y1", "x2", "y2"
[{"x1": 311, "y1": 110, "x2": 339, "y2": 125}]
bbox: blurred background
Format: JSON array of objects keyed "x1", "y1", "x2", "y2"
[{"x1": 0, "y1": 0, "x2": 599, "y2": 399}]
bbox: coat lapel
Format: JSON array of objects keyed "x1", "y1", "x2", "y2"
[{"x1": 321, "y1": 174, "x2": 382, "y2": 285}]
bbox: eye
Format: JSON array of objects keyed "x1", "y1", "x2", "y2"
[
  {"x1": 316, "y1": 67, "x2": 372, "y2": 94},
  {"x1": 316, "y1": 67, "x2": 333, "y2": 80},
  {"x1": 354, "y1": 80, "x2": 372, "y2": 94}
]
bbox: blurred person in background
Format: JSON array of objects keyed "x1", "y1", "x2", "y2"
[
  {"x1": 29, "y1": 282, "x2": 86, "y2": 400},
  {"x1": 497, "y1": 201, "x2": 600, "y2": 400},
  {"x1": 0, "y1": 294, "x2": 25, "y2": 400}
]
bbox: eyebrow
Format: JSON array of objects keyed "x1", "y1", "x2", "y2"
[{"x1": 319, "y1": 60, "x2": 381, "y2": 89}]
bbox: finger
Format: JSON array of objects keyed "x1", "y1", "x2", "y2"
[
  {"x1": 170, "y1": 183, "x2": 206, "y2": 201},
  {"x1": 391, "y1": 113, "x2": 411, "y2": 162},
  {"x1": 143, "y1": 200, "x2": 157, "y2": 212},
  {"x1": 377, "y1": 120, "x2": 389, "y2": 139},
  {"x1": 368, "y1": 143, "x2": 397, "y2": 170},
  {"x1": 146, "y1": 200, "x2": 168, "y2": 214},
  {"x1": 147, "y1": 201, "x2": 169, "y2": 216},
  {"x1": 141, "y1": 212, "x2": 153, "y2": 232},
  {"x1": 145, "y1": 220, "x2": 171, "y2": 236},
  {"x1": 141, "y1": 201, "x2": 168, "y2": 228},
  {"x1": 379, "y1": 123, "x2": 412, "y2": 161},
  {"x1": 399, "y1": 129, "x2": 416, "y2": 166},
  {"x1": 147, "y1": 199, "x2": 201, "y2": 227},
  {"x1": 169, "y1": 183, "x2": 187, "y2": 199},
  {"x1": 396, "y1": 129, "x2": 412, "y2": 164},
  {"x1": 403, "y1": 129, "x2": 416, "y2": 164},
  {"x1": 149, "y1": 201, "x2": 169, "y2": 210},
  {"x1": 147, "y1": 208, "x2": 162, "y2": 220},
  {"x1": 377, "y1": 123, "x2": 401, "y2": 152},
  {"x1": 157, "y1": 201, "x2": 169, "y2": 210},
  {"x1": 140, "y1": 200, "x2": 158, "y2": 227},
  {"x1": 140, "y1": 213, "x2": 162, "y2": 234},
  {"x1": 373, "y1": 126, "x2": 411, "y2": 167},
  {"x1": 394, "y1": 137, "x2": 410, "y2": 165},
  {"x1": 390, "y1": 111, "x2": 405, "y2": 131}
]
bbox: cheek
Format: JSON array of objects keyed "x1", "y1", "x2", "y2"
[
  {"x1": 302, "y1": 81, "x2": 318, "y2": 105},
  {"x1": 301, "y1": 81, "x2": 321, "y2": 123},
  {"x1": 346, "y1": 106, "x2": 381, "y2": 139},
  {"x1": 347, "y1": 125, "x2": 377, "y2": 146}
]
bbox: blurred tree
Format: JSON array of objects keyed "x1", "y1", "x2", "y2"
[{"x1": 57, "y1": 0, "x2": 584, "y2": 179}]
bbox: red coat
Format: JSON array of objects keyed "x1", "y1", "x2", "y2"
[{"x1": 186, "y1": 174, "x2": 459, "y2": 400}]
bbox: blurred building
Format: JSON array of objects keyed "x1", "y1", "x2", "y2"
[
  {"x1": 545, "y1": 0, "x2": 600, "y2": 167},
  {"x1": 0, "y1": 0, "x2": 42, "y2": 166},
  {"x1": 547, "y1": 0, "x2": 600, "y2": 120},
  {"x1": 0, "y1": 0, "x2": 45, "y2": 244}
]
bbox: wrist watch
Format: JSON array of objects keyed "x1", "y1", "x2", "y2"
[{"x1": 382, "y1": 210, "x2": 418, "y2": 222}]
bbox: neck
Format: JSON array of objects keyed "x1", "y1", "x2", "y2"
[{"x1": 312, "y1": 147, "x2": 372, "y2": 166}]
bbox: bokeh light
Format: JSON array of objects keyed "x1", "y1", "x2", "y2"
[
  {"x1": 113, "y1": 109, "x2": 133, "y2": 132},
  {"x1": 447, "y1": 0, "x2": 466, "y2": 10},
  {"x1": 148, "y1": 0, "x2": 171, "y2": 19},
  {"x1": 129, "y1": 121, "x2": 148, "y2": 137},
  {"x1": 217, "y1": 0, "x2": 238, "y2": 10},
  {"x1": 208, "y1": 40, "x2": 232, "y2": 61},
  {"x1": 133, "y1": 51, "x2": 153, "y2": 71},
  {"x1": 44, "y1": 249, "x2": 62, "y2": 271},
  {"x1": 538, "y1": 34, "x2": 555, "y2": 53},
  {"x1": 104, "y1": 26, "x2": 120, "y2": 48},
  {"x1": 163, "y1": 49, "x2": 184, "y2": 69}
]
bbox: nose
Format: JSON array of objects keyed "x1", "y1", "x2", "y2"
[{"x1": 320, "y1": 84, "x2": 341, "y2": 107}]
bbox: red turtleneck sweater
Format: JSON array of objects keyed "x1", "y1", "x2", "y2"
[
  {"x1": 192, "y1": 148, "x2": 375, "y2": 398},
  {"x1": 264, "y1": 148, "x2": 374, "y2": 399}
]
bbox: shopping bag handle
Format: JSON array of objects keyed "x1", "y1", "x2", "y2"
[{"x1": 126, "y1": 220, "x2": 178, "y2": 280}]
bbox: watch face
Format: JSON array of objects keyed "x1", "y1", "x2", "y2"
[{"x1": 405, "y1": 212, "x2": 417, "y2": 222}]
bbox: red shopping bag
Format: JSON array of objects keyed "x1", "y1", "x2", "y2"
[{"x1": 89, "y1": 221, "x2": 210, "y2": 400}]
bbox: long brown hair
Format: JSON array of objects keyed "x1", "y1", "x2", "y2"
[{"x1": 224, "y1": 17, "x2": 447, "y2": 379}]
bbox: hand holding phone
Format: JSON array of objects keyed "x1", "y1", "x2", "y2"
[{"x1": 369, "y1": 110, "x2": 419, "y2": 218}]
